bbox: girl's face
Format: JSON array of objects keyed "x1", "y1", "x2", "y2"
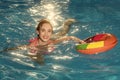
[{"x1": 37, "y1": 23, "x2": 53, "y2": 42}]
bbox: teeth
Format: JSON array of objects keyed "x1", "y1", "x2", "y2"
[{"x1": 43, "y1": 36, "x2": 48, "y2": 39}]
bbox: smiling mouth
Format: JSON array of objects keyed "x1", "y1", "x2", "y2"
[{"x1": 43, "y1": 36, "x2": 49, "y2": 39}]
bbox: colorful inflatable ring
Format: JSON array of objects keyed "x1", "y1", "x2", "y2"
[{"x1": 76, "y1": 33, "x2": 118, "y2": 54}]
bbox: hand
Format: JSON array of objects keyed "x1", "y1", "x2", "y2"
[{"x1": 79, "y1": 40, "x2": 86, "y2": 44}]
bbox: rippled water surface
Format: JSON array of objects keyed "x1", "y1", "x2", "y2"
[{"x1": 0, "y1": 0, "x2": 120, "y2": 80}]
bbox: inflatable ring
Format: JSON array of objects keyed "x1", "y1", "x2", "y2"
[{"x1": 76, "y1": 33, "x2": 118, "y2": 54}]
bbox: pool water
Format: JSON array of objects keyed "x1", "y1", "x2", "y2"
[{"x1": 0, "y1": 0, "x2": 120, "y2": 80}]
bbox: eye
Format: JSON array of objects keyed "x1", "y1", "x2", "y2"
[{"x1": 48, "y1": 29, "x2": 52, "y2": 33}]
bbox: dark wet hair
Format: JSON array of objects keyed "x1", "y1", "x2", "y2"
[{"x1": 36, "y1": 19, "x2": 53, "y2": 31}]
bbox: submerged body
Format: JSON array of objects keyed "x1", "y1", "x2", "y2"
[{"x1": 28, "y1": 37, "x2": 55, "y2": 55}]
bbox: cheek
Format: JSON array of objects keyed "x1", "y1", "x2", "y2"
[
  {"x1": 39, "y1": 31, "x2": 45, "y2": 35},
  {"x1": 48, "y1": 32, "x2": 52, "y2": 36}
]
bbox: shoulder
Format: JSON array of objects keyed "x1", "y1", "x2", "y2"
[
  {"x1": 29, "y1": 37, "x2": 38, "y2": 42},
  {"x1": 29, "y1": 37, "x2": 39, "y2": 46}
]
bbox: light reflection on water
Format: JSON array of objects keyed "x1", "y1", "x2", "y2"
[{"x1": 28, "y1": 0, "x2": 70, "y2": 29}]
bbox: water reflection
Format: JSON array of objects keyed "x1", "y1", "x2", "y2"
[{"x1": 28, "y1": 0, "x2": 69, "y2": 29}]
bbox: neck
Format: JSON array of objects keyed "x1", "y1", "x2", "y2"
[{"x1": 38, "y1": 38, "x2": 49, "y2": 46}]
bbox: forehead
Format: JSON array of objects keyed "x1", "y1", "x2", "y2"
[{"x1": 41, "y1": 23, "x2": 52, "y2": 29}]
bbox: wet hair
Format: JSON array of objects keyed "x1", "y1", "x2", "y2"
[{"x1": 36, "y1": 19, "x2": 53, "y2": 31}]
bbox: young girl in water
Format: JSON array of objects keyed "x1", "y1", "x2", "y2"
[
  {"x1": 3, "y1": 19, "x2": 85, "y2": 64},
  {"x1": 28, "y1": 19, "x2": 85, "y2": 55},
  {"x1": 27, "y1": 19, "x2": 85, "y2": 64}
]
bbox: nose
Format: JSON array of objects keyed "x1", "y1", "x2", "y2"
[{"x1": 44, "y1": 31, "x2": 48, "y2": 36}]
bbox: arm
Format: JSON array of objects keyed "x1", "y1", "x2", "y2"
[
  {"x1": 53, "y1": 36, "x2": 85, "y2": 44},
  {"x1": 52, "y1": 19, "x2": 76, "y2": 39},
  {"x1": 1, "y1": 45, "x2": 28, "y2": 52}
]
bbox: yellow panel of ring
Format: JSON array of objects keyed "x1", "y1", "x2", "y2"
[{"x1": 87, "y1": 41, "x2": 104, "y2": 49}]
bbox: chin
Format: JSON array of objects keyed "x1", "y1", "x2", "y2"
[{"x1": 42, "y1": 39, "x2": 49, "y2": 42}]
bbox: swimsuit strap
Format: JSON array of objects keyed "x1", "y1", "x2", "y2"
[{"x1": 29, "y1": 37, "x2": 39, "y2": 47}]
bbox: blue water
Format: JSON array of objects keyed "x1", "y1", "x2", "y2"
[{"x1": 0, "y1": 0, "x2": 120, "y2": 80}]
